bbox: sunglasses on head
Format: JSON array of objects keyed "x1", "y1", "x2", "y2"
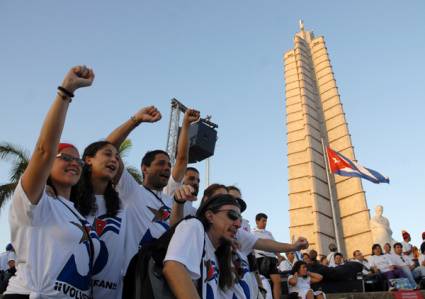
[
  {"x1": 56, "y1": 153, "x2": 85, "y2": 167},
  {"x1": 216, "y1": 209, "x2": 242, "y2": 221}
]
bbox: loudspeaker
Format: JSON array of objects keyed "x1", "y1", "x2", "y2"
[{"x1": 187, "y1": 121, "x2": 217, "y2": 163}]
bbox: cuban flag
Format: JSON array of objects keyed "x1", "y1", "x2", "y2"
[{"x1": 326, "y1": 147, "x2": 389, "y2": 184}]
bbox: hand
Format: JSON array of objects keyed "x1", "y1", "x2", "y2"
[
  {"x1": 183, "y1": 109, "x2": 200, "y2": 125},
  {"x1": 174, "y1": 185, "x2": 197, "y2": 203},
  {"x1": 61, "y1": 65, "x2": 95, "y2": 93},
  {"x1": 231, "y1": 239, "x2": 241, "y2": 251},
  {"x1": 294, "y1": 237, "x2": 309, "y2": 251},
  {"x1": 133, "y1": 106, "x2": 162, "y2": 123}
]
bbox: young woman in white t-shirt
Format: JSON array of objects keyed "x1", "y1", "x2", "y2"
[
  {"x1": 163, "y1": 194, "x2": 243, "y2": 299},
  {"x1": 4, "y1": 66, "x2": 106, "y2": 299},
  {"x1": 288, "y1": 261, "x2": 324, "y2": 299}
]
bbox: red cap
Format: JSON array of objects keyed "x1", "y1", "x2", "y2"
[{"x1": 58, "y1": 143, "x2": 77, "y2": 153}]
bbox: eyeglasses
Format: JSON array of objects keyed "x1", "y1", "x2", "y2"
[
  {"x1": 56, "y1": 153, "x2": 85, "y2": 167},
  {"x1": 216, "y1": 209, "x2": 242, "y2": 221}
]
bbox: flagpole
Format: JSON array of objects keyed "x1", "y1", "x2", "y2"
[{"x1": 321, "y1": 138, "x2": 343, "y2": 253}]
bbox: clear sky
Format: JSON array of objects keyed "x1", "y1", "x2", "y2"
[{"x1": 1, "y1": 0, "x2": 424, "y2": 254}]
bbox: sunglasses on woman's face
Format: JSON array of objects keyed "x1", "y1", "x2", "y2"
[
  {"x1": 56, "y1": 153, "x2": 85, "y2": 167},
  {"x1": 216, "y1": 209, "x2": 242, "y2": 221}
]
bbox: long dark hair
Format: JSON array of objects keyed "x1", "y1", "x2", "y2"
[
  {"x1": 71, "y1": 141, "x2": 120, "y2": 217},
  {"x1": 197, "y1": 194, "x2": 240, "y2": 290}
]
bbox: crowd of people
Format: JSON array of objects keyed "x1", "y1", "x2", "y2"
[
  {"x1": 0, "y1": 66, "x2": 310, "y2": 299},
  {"x1": 275, "y1": 231, "x2": 425, "y2": 293},
  {"x1": 0, "y1": 66, "x2": 423, "y2": 299}
]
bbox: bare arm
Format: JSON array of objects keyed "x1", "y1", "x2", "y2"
[
  {"x1": 106, "y1": 106, "x2": 161, "y2": 182},
  {"x1": 170, "y1": 185, "x2": 196, "y2": 226},
  {"x1": 254, "y1": 237, "x2": 309, "y2": 253},
  {"x1": 288, "y1": 274, "x2": 298, "y2": 286},
  {"x1": 171, "y1": 109, "x2": 200, "y2": 182},
  {"x1": 308, "y1": 271, "x2": 323, "y2": 284},
  {"x1": 21, "y1": 66, "x2": 94, "y2": 204},
  {"x1": 163, "y1": 261, "x2": 200, "y2": 299}
]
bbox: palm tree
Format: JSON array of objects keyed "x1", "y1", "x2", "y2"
[
  {"x1": 0, "y1": 142, "x2": 30, "y2": 210},
  {"x1": 119, "y1": 139, "x2": 143, "y2": 184}
]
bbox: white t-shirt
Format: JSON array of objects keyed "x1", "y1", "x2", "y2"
[
  {"x1": 389, "y1": 253, "x2": 413, "y2": 267},
  {"x1": 279, "y1": 259, "x2": 294, "y2": 272},
  {"x1": 252, "y1": 228, "x2": 276, "y2": 258},
  {"x1": 241, "y1": 218, "x2": 251, "y2": 232},
  {"x1": 419, "y1": 254, "x2": 425, "y2": 267},
  {"x1": 0, "y1": 251, "x2": 10, "y2": 271},
  {"x1": 164, "y1": 218, "x2": 220, "y2": 299},
  {"x1": 288, "y1": 275, "x2": 311, "y2": 298},
  {"x1": 6, "y1": 180, "x2": 107, "y2": 299},
  {"x1": 85, "y1": 195, "x2": 127, "y2": 299},
  {"x1": 327, "y1": 252, "x2": 336, "y2": 267},
  {"x1": 163, "y1": 175, "x2": 198, "y2": 217},
  {"x1": 402, "y1": 241, "x2": 414, "y2": 259},
  {"x1": 117, "y1": 170, "x2": 173, "y2": 270},
  {"x1": 368, "y1": 254, "x2": 394, "y2": 273},
  {"x1": 220, "y1": 229, "x2": 259, "y2": 299}
]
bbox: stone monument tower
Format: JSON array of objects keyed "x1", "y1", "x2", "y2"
[{"x1": 284, "y1": 21, "x2": 373, "y2": 256}]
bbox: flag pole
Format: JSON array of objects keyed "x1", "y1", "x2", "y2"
[{"x1": 321, "y1": 138, "x2": 343, "y2": 253}]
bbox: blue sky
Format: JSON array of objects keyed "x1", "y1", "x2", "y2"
[{"x1": 1, "y1": 1, "x2": 424, "y2": 253}]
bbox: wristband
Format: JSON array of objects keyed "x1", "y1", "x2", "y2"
[
  {"x1": 57, "y1": 90, "x2": 72, "y2": 103},
  {"x1": 58, "y1": 86, "x2": 75, "y2": 98},
  {"x1": 174, "y1": 197, "x2": 186, "y2": 204}
]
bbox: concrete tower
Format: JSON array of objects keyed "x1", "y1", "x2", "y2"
[{"x1": 284, "y1": 21, "x2": 373, "y2": 256}]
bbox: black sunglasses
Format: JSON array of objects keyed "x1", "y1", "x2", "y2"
[
  {"x1": 216, "y1": 209, "x2": 242, "y2": 221},
  {"x1": 56, "y1": 153, "x2": 85, "y2": 167}
]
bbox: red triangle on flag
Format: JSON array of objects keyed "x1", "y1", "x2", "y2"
[{"x1": 326, "y1": 147, "x2": 351, "y2": 173}]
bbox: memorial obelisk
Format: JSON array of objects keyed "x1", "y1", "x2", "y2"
[{"x1": 284, "y1": 21, "x2": 373, "y2": 256}]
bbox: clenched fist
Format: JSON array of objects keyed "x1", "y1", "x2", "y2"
[
  {"x1": 61, "y1": 65, "x2": 95, "y2": 93},
  {"x1": 183, "y1": 109, "x2": 200, "y2": 126},
  {"x1": 133, "y1": 106, "x2": 162, "y2": 123}
]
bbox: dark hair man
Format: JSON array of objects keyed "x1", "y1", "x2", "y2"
[{"x1": 252, "y1": 213, "x2": 285, "y2": 299}]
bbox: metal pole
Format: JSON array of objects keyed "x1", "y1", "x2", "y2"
[
  {"x1": 205, "y1": 158, "x2": 210, "y2": 187},
  {"x1": 321, "y1": 138, "x2": 342, "y2": 252}
]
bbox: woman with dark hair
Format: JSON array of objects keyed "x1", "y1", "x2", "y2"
[
  {"x1": 71, "y1": 140, "x2": 124, "y2": 298},
  {"x1": 163, "y1": 194, "x2": 242, "y2": 298},
  {"x1": 171, "y1": 185, "x2": 309, "y2": 299},
  {"x1": 369, "y1": 243, "x2": 406, "y2": 280},
  {"x1": 4, "y1": 66, "x2": 107, "y2": 298},
  {"x1": 288, "y1": 261, "x2": 324, "y2": 299}
]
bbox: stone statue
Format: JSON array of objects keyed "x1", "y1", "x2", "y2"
[{"x1": 370, "y1": 205, "x2": 395, "y2": 248}]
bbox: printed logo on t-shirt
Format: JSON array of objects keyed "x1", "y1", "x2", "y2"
[
  {"x1": 94, "y1": 215, "x2": 122, "y2": 236},
  {"x1": 148, "y1": 205, "x2": 171, "y2": 227},
  {"x1": 204, "y1": 259, "x2": 219, "y2": 283},
  {"x1": 55, "y1": 221, "x2": 109, "y2": 298}
]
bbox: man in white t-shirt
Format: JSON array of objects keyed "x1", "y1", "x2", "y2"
[
  {"x1": 390, "y1": 242, "x2": 417, "y2": 288},
  {"x1": 401, "y1": 230, "x2": 414, "y2": 259},
  {"x1": 0, "y1": 244, "x2": 14, "y2": 272},
  {"x1": 279, "y1": 252, "x2": 296, "y2": 273},
  {"x1": 252, "y1": 213, "x2": 285, "y2": 299},
  {"x1": 327, "y1": 243, "x2": 338, "y2": 267}
]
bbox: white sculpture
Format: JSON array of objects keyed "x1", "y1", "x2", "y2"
[{"x1": 370, "y1": 205, "x2": 395, "y2": 248}]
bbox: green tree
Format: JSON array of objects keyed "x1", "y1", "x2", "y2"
[
  {"x1": 119, "y1": 139, "x2": 143, "y2": 184},
  {"x1": 0, "y1": 142, "x2": 30, "y2": 210}
]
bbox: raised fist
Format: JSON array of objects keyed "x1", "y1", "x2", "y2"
[
  {"x1": 183, "y1": 108, "x2": 200, "y2": 125},
  {"x1": 61, "y1": 65, "x2": 95, "y2": 93},
  {"x1": 174, "y1": 185, "x2": 197, "y2": 203},
  {"x1": 134, "y1": 106, "x2": 162, "y2": 123},
  {"x1": 294, "y1": 237, "x2": 309, "y2": 251}
]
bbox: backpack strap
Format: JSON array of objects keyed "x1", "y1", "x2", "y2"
[{"x1": 197, "y1": 231, "x2": 206, "y2": 297}]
